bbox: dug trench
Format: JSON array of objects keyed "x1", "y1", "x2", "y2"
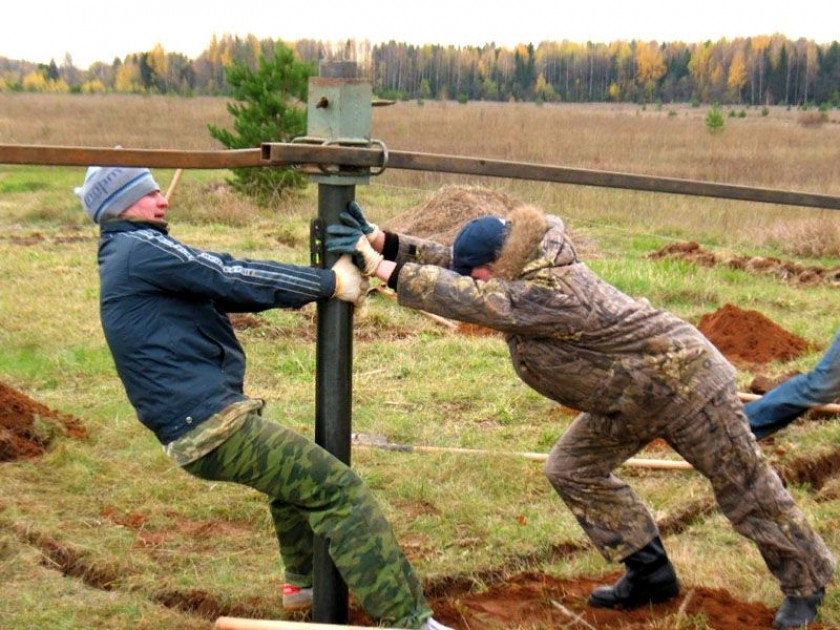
[
  {"x1": 0, "y1": 486, "x2": 793, "y2": 629},
  {"x1": 647, "y1": 240, "x2": 840, "y2": 287}
]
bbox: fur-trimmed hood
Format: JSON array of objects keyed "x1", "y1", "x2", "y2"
[{"x1": 491, "y1": 206, "x2": 578, "y2": 281}]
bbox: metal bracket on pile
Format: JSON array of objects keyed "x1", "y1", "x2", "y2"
[
  {"x1": 282, "y1": 69, "x2": 382, "y2": 185},
  {"x1": 287, "y1": 136, "x2": 388, "y2": 180}
]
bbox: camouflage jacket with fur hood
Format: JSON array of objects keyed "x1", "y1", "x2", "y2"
[{"x1": 389, "y1": 206, "x2": 736, "y2": 420}]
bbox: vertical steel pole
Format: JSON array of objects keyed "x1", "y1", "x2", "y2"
[
  {"x1": 312, "y1": 60, "x2": 362, "y2": 625},
  {"x1": 313, "y1": 182, "x2": 353, "y2": 625}
]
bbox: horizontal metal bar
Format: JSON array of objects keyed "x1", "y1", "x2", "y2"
[
  {"x1": 384, "y1": 150, "x2": 840, "y2": 210},
  {"x1": 2, "y1": 142, "x2": 838, "y2": 210},
  {"x1": 265, "y1": 144, "x2": 840, "y2": 210}
]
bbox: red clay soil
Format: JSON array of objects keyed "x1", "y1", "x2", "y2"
[
  {"x1": 347, "y1": 571, "x2": 803, "y2": 629},
  {"x1": 698, "y1": 304, "x2": 814, "y2": 365},
  {"x1": 0, "y1": 380, "x2": 86, "y2": 461}
]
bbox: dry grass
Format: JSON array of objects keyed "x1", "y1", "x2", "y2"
[
  {"x1": 2, "y1": 94, "x2": 837, "y2": 190},
  {"x1": 0, "y1": 93, "x2": 229, "y2": 149},
  {"x1": 1, "y1": 93, "x2": 839, "y2": 251},
  {"x1": 762, "y1": 214, "x2": 840, "y2": 258},
  {"x1": 799, "y1": 111, "x2": 830, "y2": 128},
  {"x1": 370, "y1": 101, "x2": 840, "y2": 193}
]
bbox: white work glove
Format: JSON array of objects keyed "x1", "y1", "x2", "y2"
[
  {"x1": 331, "y1": 255, "x2": 369, "y2": 306},
  {"x1": 354, "y1": 235, "x2": 384, "y2": 276}
]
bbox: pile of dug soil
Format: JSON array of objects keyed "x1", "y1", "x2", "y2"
[
  {"x1": 0, "y1": 380, "x2": 86, "y2": 461},
  {"x1": 698, "y1": 304, "x2": 814, "y2": 365},
  {"x1": 382, "y1": 185, "x2": 523, "y2": 245},
  {"x1": 382, "y1": 185, "x2": 600, "y2": 257},
  {"x1": 648, "y1": 241, "x2": 840, "y2": 286}
]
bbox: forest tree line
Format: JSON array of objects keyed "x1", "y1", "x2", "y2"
[{"x1": 2, "y1": 33, "x2": 839, "y2": 107}]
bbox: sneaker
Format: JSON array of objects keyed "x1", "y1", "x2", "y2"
[
  {"x1": 282, "y1": 583, "x2": 313, "y2": 612},
  {"x1": 419, "y1": 618, "x2": 454, "y2": 630}
]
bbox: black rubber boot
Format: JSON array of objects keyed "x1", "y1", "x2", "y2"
[
  {"x1": 772, "y1": 588, "x2": 825, "y2": 629},
  {"x1": 588, "y1": 537, "x2": 680, "y2": 609}
]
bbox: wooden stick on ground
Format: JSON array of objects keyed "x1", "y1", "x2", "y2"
[{"x1": 352, "y1": 433, "x2": 694, "y2": 471}]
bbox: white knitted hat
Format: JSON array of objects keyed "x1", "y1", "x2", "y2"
[{"x1": 74, "y1": 166, "x2": 160, "y2": 223}]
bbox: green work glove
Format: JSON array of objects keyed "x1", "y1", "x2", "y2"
[
  {"x1": 345, "y1": 201, "x2": 382, "y2": 244},
  {"x1": 326, "y1": 223, "x2": 363, "y2": 253},
  {"x1": 326, "y1": 224, "x2": 384, "y2": 276}
]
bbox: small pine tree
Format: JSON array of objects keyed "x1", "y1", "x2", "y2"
[
  {"x1": 208, "y1": 42, "x2": 315, "y2": 205},
  {"x1": 705, "y1": 104, "x2": 725, "y2": 133}
]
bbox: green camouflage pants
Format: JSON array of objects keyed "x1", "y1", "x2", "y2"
[
  {"x1": 544, "y1": 384, "x2": 836, "y2": 597},
  {"x1": 183, "y1": 411, "x2": 430, "y2": 628}
]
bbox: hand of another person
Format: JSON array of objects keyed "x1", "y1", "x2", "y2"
[
  {"x1": 344, "y1": 201, "x2": 382, "y2": 244},
  {"x1": 331, "y1": 255, "x2": 369, "y2": 306},
  {"x1": 326, "y1": 224, "x2": 383, "y2": 276}
]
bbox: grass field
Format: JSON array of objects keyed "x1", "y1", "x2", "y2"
[{"x1": 1, "y1": 94, "x2": 839, "y2": 629}]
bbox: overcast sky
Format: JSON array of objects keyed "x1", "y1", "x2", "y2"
[{"x1": 3, "y1": 0, "x2": 837, "y2": 68}]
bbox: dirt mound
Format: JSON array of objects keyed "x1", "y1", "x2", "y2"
[
  {"x1": 648, "y1": 241, "x2": 840, "y2": 286},
  {"x1": 698, "y1": 304, "x2": 814, "y2": 365},
  {"x1": 382, "y1": 185, "x2": 600, "y2": 258},
  {"x1": 382, "y1": 185, "x2": 523, "y2": 245},
  {"x1": 0, "y1": 380, "x2": 86, "y2": 461}
]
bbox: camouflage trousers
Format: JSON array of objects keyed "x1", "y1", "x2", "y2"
[
  {"x1": 544, "y1": 383, "x2": 836, "y2": 597},
  {"x1": 183, "y1": 411, "x2": 430, "y2": 628}
]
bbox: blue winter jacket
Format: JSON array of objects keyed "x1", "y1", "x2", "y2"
[{"x1": 97, "y1": 220, "x2": 335, "y2": 444}]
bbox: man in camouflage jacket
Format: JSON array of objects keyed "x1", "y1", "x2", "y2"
[{"x1": 328, "y1": 201, "x2": 835, "y2": 629}]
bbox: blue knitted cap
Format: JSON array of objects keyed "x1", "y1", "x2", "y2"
[
  {"x1": 451, "y1": 215, "x2": 509, "y2": 275},
  {"x1": 74, "y1": 166, "x2": 160, "y2": 223}
]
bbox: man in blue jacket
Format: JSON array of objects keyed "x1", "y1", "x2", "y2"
[{"x1": 75, "y1": 165, "x2": 450, "y2": 630}]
